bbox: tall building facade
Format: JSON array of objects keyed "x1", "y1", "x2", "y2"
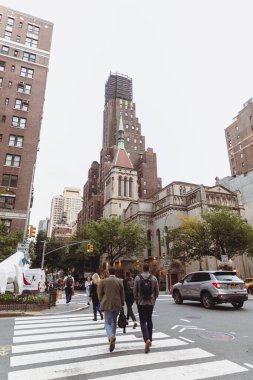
[
  {"x1": 220, "y1": 97, "x2": 253, "y2": 227},
  {"x1": 78, "y1": 73, "x2": 162, "y2": 226},
  {"x1": 0, "y1": 6, "x2": 53, "y2": 234},
  {"x1": 48, "y1": 188, "x2": 82, "y2": 237},
  {"x1": 225, "y1": 98, "x2": 253, "y2": 176}
]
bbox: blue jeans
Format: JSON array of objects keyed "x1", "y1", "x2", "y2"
[{"x1": 104, "y1": 310, "x2": 119, "y2": 338}]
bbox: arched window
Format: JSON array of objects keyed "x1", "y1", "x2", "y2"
[
  {"x1": 118, "y1": 176, "x2": 122, "y2": 196},
  {"x1": 147, "y1": 230, "x2": 152, "y2": 257},
  {"x1": 129, "y1": 177, "x2": 133, "y2": 197},
  {"x1": 156, "y1": 229, "x2": 161, "y2": 257},
  {"x1": 124, "y1": 177, "x2": 127, "y2": 196}
]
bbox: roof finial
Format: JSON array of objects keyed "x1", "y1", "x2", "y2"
[{"x1": 118, "y1": 112, "x2": 124, "y2": 149}]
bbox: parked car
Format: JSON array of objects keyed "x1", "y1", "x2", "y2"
[
  {"x1": 244, "y1": 278, "x2": 253, "y2": 294},
  {"x1": 173, "y1": 271, "x2": 248, "y2": 309}
]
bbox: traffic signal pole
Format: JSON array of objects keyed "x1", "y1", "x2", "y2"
[{"x1": 40, "y1": 240, "x2": 92, "y2": 269}]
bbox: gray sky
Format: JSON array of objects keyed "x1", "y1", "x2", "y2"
[{"x1": 2, "y1": 0, "x2": 253, "y2": 229}]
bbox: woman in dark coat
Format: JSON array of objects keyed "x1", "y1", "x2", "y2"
[{"x1": 90, "y1": 273, "x2": 103, "y2": 321}]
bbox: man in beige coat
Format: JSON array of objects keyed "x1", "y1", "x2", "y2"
[{"x1": 98, "y1": 267, "x2": 125, "y2": 352}]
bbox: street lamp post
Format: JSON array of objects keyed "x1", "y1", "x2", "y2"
[{"x1": 163, "y1": 211, "x2": 173, "y2": 294}]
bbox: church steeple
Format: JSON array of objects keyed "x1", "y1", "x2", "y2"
[
  {"x1": 118, "y1": 113, "x2": 125, "y2": 149},
  {"x1": 112, "y1": 114, "x2": 134, "y2": 169}
]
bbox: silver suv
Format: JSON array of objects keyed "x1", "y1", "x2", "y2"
[{"x1": 173, "y1": 271, "x2": 248, "y2": 309}]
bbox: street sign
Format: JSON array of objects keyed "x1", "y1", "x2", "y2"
[
  {"x1": 17, "y1": 242, "x2": 30, "y2": 255},
  {"x1": 164, "y1": 257, "x2": 172, "y2": 267},
  {"x1": 221, "y1": 255, "x2": 229, "y2": 265}
]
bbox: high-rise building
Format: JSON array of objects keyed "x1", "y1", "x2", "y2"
[
  {"x1": 38, "y1": 217, "x2": 49, "y2": 234},
  {"x1": 78, "y1": 73, "x2": 162, "y2": 226},
  {"x1": 225, "y1": 98, "x2": 253, "y2": 176},
  {"x1": 220, "y1": 97, "x2": 253, "y2": 227},
  {"x1": 0, "y1": 6, "x2": 53, "y2": 235},
  {"x1": 48, "y1": 188, "x2": 82, "y2": 237}
]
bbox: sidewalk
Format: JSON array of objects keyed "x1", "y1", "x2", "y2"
[{"x1": 0, "y1": 291, "x2": 90, "y2": 318}]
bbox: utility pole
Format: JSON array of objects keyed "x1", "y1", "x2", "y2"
[{"x1": 41, "y1": 240, "x2": 47, "y2": 269}]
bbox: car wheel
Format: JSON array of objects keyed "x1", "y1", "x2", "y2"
[
  {"x1": 173, "y1": 290, "x2": 183, "y2": 304},
  {"x1": 231, "y1": 301, "x2": 244, "y2": 308},
  {"x1": 201, "y1": 292, "x2": 215, "y2": 309}
]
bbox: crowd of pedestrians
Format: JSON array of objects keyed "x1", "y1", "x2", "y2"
[{"x1": 60, "y1": 263, "x2": 159, "y2": 353}]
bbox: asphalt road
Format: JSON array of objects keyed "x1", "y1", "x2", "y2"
[{"x1": 0, "y1": 294, "x2": 252, "y2": 380}]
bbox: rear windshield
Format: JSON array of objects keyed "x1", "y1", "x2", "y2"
[{"x1": 214, "y1": 273, "x2": 242, "y2": 282}]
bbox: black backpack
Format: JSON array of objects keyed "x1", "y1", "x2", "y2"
[
  {"x1": 139, "y1": 274, "x2": 153, "y2": 299},
  {"x1": 66, "y1": 277, "x2": 73, "y2": 287}
]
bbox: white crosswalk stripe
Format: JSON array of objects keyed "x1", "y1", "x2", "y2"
[{"x1": 8, "y1": 313, "x2": 249, "y2": 380}]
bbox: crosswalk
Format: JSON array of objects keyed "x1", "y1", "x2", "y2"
[{"x1": 8, "y1": 312, "x2": 250, "y2": 380}]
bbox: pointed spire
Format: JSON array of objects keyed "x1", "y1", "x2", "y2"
[{"x1": 118, "y1": 113, "x2": 124, "y2": 149}]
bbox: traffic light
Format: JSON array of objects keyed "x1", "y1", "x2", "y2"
[
  {"x1": 29, "y1": 225, "x2": 36, "y2": 238},
  {"x1": 87, "y1": 243, "x2": 94, "y2": 253}
]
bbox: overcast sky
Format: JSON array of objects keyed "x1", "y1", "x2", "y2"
[{"x1": 2, "y1": 0, "x2": 253, "y2": 229}]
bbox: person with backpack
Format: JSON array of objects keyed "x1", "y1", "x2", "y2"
[
  {"x1": 133, "y1": 263, "x2": 159, "y2": 353},
  {"x1": 123, "y1": 271, "x2": 137, "y2": 329},
  {"x1": 63, "y1": 271, "x2": 75, "y2": 304}
]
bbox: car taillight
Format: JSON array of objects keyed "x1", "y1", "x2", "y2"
[{"x1": 212, "y1": 282, "x2": 221, "y2": 289}]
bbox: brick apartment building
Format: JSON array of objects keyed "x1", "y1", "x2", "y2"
[
  {"x1": 0, "y1": 6, "x2": 53, "y2": 235},
  {"x1": 225, "y1": 97, "x2": 253, "y2": 176},
  {"x1": 78, "y1": 73, "x2": 162, "y2": 226}
]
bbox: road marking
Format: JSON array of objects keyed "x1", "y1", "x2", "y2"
[
  {"x1": 0, "y1": 345, "x2": 11, "y2": 356},
  {"x1": 14, "y1": 319, "x2": 105, "y2": 329},
  {"x1": 15, "y1": 316, "x2": 95, "y2": 325},
  {"x1": 15, "y1": 313, "x2": 94, "y2": 321},
  {"x1": 11, "y1": 338, "x2": 188, "y2": 367},
  {"x1": 8, "y1": 348, "x2": 214, "y2": 379},
  {"x1": 12, "y1": 333, "x2": 168, "y2": 354},
  {"x1": 171, "y1": 325, "x2": 205, "y2": 333},
  {"x1": 179, "y1": 336, "x2": 195, "y2": 343},
  {"x1": 13, "y1": 327, "x2": 142, "y2": 343},
  {"x1": 90, "y1": 360, "x2": 248, "y2": 380},
  {"x1": 14, "y1": 323, "x2": 105, "y2": 336},
  {"x1": 244, "y1": 363, "x2": 253, "y2": 369},
  {"x1": 179, "y1": 327, "x2": 205, "y2": 333},
  {"x1": 180, "y1": 319, "x2": 191, "y2": 322}
]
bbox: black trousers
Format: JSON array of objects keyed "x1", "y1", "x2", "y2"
[
  {"x1": 137, "y1": 304, "x2": 154, "y2": 342},
  {"x1": 65, "y1": 287, "x2": 72, "y2": 303},
  {"x1": 126, "y1": 300, "x2": 136, "y2": 322}
]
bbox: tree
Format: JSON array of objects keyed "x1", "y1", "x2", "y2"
[
  {"x1": 31, "y1": 231, "x2": 66, "y2": 272},
  {"x1": 203, "y1": 207, "x2": 253, "y2": 260},
  {"x1": 86, "y1": 217, "x2": 148, "y2": 266},
  {"x1": 170, "y1": 216, "x2": 213, "y2": 270},
  {"x1": 0, "y1": 222, "x2": 22, "y2": 262}
]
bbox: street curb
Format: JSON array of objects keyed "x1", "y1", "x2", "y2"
[{"x1": 0, "y1": 305, "x2": 89, "y2": 318}]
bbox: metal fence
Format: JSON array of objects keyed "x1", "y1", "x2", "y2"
[{"x1": 0, "y1": 291, "x2": 57, "y2": 311}]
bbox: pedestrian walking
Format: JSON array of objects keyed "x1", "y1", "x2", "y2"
[
  {"x1": 63, "y1": 271, "x2": 75, "y2": 304},
  {"x1": 123, "y1": 270, "x2": 137, "y2": 328},
  {"x1": 85, "y1": 276, "x2": 91, "y2": 305},
  {"x1": 98, "y1": 267, "x2": 125, "y2": 352},
  {"x1": 133, "y1": 263, "x2": 159, "y2": 353},
  {"x1": 90, "y1": 273, "x2": 103, "y2": 321}
]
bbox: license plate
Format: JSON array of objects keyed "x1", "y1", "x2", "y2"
[{"x1": 230, "y1": 284, "x2": 238, "y2": 289}]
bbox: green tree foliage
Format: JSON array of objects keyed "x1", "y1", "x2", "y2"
[
  {"x1": 203, "y1": 207, "x2": 253, "y2": 259},
  {"x1": 0, "y1": 222, "x2": 22, "y2": 262},
  {"x1": 170, "y1": 217, "x2": 213, "y2": 270},
  {"x1": 170, "y1": 208, "x2": 253, "y2": 266},
  {"x1": 86, "y1": 217, "x2": 147, "y2": 266}
]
